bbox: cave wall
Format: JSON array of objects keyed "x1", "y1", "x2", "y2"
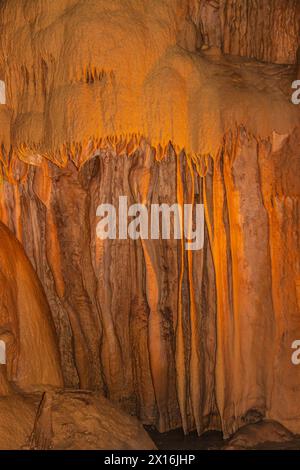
[{"x1": 0, "y1": 0, "x2": 299, "y2": 439}]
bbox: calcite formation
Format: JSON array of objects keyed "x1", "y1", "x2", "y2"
[
  {"x1": 223, "y1": 420, "x2": 296, "y2": 450},
  {"x1": 0, "y1": 0, "x2": 299, "y2": 447},
  {"x1": 0, "y1": 394, "x2": 39, "y2": 450},
  {"x1": 30, "y1": 390, "x2": 156, "y2": 450}
]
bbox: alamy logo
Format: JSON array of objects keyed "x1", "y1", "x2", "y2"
[
  {"x1": 96, "y1": 196, "x2": 204, "y2": 251},
  {"x1": 291, "y1": 80, "x2": 300, "y2": 105}
]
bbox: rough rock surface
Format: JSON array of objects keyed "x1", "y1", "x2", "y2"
[
  {"x1": 189, "y1": 0, "x2": 300, "y2": 64},
  {"x1": 0, "y1": 388, "x2": 156, "y2": 450},
  {"x1": 1, "y1": 131, "x2": 299, "y2": 438},
  {"x1": 223, "y1": 420, "x2": 296, "y2": 450},
  {"x1": 0, "y1": 0, "x2": 299, "y2": 444},
  {"x1": 0, "y1": 394, "x2": 40, "y2": 450},
  {"x1": 0, "y1": 0, "x2": 298, "y2": 159},
  {"x1": 0, "y1": 222, "x2": 63, "y2": 393},
  {"x1": 30, "y1": 389, "x2": 156, "y2": 450}
]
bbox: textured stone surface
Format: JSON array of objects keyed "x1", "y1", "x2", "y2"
[
  {"x1": 0, "y1": 394, "x2": 40, "y2": 450},
  {"x1": 223, "y1": 420, "x2": 296, "y2": 450},
  {"x1": 190, "y1": 0, "x2": 300, "y2": 64},
  {"x1": 30, "y1": 389, "x2": 156, "y2": 450},
  {"x1": 0, "y1": 222, "x2": 63, "y2": 394},
  {"x1": 0, "y1": 0, "x2": 298, "y2": 162},
  {"x1": 0, "y1": 0, "x2": 299, "y2": 446},
  {"x1": 0, "y1": 150, "x2": 218, "y2": 433},
  {"x1": 0, "y1": 130, "x2": 299, "y2": 437},
  {"x1": 0, "y1": 389, "x2": 156, "y2": 450}
]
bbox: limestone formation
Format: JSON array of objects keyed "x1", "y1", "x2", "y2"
[
  {"x1": 0, "y1": 0, "x2": 299, "y2": 449},
  {"x1": 0, "y1": 222, "x2": 63, "y2": 394},
  {"x1": 223, "y1": 420, "x2": 296, "y2": 450},
  {"x1": 30, "y1": 390, "x2": 156, "y2": 450},
  {"x1": 0, "y1": 394, "x2": 40, "y2": 450}
]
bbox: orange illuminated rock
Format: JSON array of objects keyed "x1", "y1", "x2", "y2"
[
  {"x1": 0, "y1": 0, "x2": 298, "y2": 165},
  {"x1": 224, "y1": 420, "x2": 296, "y2": 450},
  {"x1": 0, "y1": 394, "x2": 40, "y2": 449},
  {"x1": 30, "y1": 389, "x2": 156, "y2": 450}
]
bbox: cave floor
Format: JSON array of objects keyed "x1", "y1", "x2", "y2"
[{"x1": 146, "y1": 428, "x2": 300, "y2": 450}]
